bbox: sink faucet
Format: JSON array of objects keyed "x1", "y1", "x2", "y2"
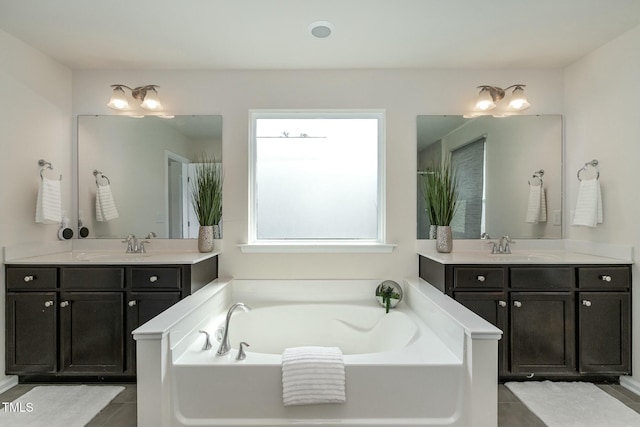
[
  {"x1": 499, "y1": 235, "x2": 513, "y2": 254},
  {"x1": 122, "y1": 234, "x2": 150, "y2": 253},
  {"x1": 217, "y1": 303, "x2": 251, "y2": 356}
]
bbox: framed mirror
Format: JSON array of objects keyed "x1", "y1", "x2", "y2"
[
  {"x1": 417, "y1": 115, "x2": 562, "y2": 240},
  {"x1": 78, "y1": 115, "x2": 222, "y2": 239}
]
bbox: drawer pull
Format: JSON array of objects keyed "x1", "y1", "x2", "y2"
[
  {"x1": 60, "y1": 301, "x2": 69, "y2": 308},
  {"x1": 498, "y1": 300, "x2": 507, "y2": 307},
  {"x1": 513, "y1": 301, "x2": 522, "y2": 308},
  {"x1": 128, "y1": 300, "x2": 137, "y2": 307},
  {"x1": 23, "y1": 275, "x2": 35, "y2": 282},
  {"x1": 149, "y1": 275, "x2": 159, "y2": 283},
  {"x1": 44, "y1": 301, "x2": 54, "y2": 308},
  {"x1": 476, "y1": 275, "x2": 486, "y2": 282},
  {"x1": 582, "y1": 300, "x2": 592, "y2": 307},
  {"x1": 601, "y1": 275, "x2": 612, "y2": 282}
]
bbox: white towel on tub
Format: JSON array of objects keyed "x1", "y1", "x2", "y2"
[{"x1": 282, "y1": 346, "x2": 345, "y2": 406}]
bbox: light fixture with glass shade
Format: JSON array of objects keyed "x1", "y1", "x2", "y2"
[
  {"x1": 107, "y1": 84, "x2": 162, "y2": 111},
  {"x1": 468, "y1": 84, "x2": 531, "y2": 117}
]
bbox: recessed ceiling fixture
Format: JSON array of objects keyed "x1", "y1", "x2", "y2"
[
  {"x1": 308, "y1": 21, "x2": 334, "y2": 39},
  {"x1": 107, "y1": 84, "x2": 162, "y2": 111}
]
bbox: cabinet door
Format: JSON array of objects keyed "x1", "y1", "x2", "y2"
[
  {"x1": 578, "y1": 292, "x2": 630, "y2": 374},
  {"x1": 6, "y1": 293, "x2": 57, "y2": 373},
  {"x1": 126, "y1": 292, "x2": 181, "y2": 374},
  {"x1": 510, "y1": 292, "x2": 575, "y2": 375},
  {"x1": 454, "y1": 292, "x2": 508, "y2": 374},
  {"x1": 59, "y1": 292, "x2": 125, "y2": 374}
]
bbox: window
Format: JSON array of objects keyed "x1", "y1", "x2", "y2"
[{"x1": 248, "y1": 110, "x2": 386, "y2": 247}]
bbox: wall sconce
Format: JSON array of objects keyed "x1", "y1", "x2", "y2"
[
  {"x1": 107, "y1": 84, "x2": 162, "y2": 111},
  {"x1": 470, "y1": 84, "x2": 530, "y2": 117}
]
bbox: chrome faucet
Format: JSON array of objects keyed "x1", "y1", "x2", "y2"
[
  {"x1": 217, "y1": 303, "x2": 251, "y2": 356},
  {"x1": 122, "y1": 234, "x2": 150, "y2": 253},
  {"x1": 499, "y1": 235, "x2": 513, "y2": 254}
]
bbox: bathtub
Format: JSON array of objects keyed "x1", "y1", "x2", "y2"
[{"x1": 134, "y1": 279, "x2": 501, "y2": 427}]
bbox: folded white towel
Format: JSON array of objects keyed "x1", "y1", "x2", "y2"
[
  {"x1": 35, "y1": 177, "x2": 62, "y2": 224},
  {"x1": 96, "y1": 184, "x2": 119, "y2": 222},
  {"x1": 525, "y1": 184, "x2": 547, "y2": 223},
  {"x1": 282, "y1": 346, "x2": 345, "y2": 406},
  {"x1": 572, "y1": 178, "x2": 603, "y2": 227}
]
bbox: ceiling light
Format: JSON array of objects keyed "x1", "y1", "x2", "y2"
[
  {"x1": 471, "y1": 84, "x2": 531, "y2": 116},
  {"x1": 309, "y1": 21, "x2": 334, "y2": 39},
  {"x1": 107, "y1": 84, "x2": 162, "y2": 111}
]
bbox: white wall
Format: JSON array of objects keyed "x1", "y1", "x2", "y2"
[
  {"x1": 0, "y1": 29, "x2": 72, "y2": 386},
  {"x1": 564, "y1": 24, "x2": 640, "y2": 388},
  {"x1": 72, "y1": 69, "x2": 563, "y2": 281}
]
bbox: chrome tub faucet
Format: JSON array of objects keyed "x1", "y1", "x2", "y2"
[{"x1": 217, "y1": 303, "x2": 251, "y2": 356}]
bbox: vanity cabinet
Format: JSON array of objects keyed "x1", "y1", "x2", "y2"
[
  {"x1": 419, "y1": 256, "x2": 631, "y2": 380},
  {"x1": 5, "y1": 255, "x2": 217, "y2": 381}
]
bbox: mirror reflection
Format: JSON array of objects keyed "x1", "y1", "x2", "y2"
[
  {"x1": 417, "y1": 115, "x2": 562, "y2": 240},
  {"x1": 78, "y1": 115, "x2": 222, "y2": 239}
]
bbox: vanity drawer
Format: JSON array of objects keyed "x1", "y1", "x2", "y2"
[
  {"x1": 510, "y1": 267, "x2": 574, "y2": 290},
  {"x1": 453, "y1": 267, "x2": 505, "y2": 289},
  {"x1": 7, "y1": 267, "x2": 57, "y2": 290},
  {"x1": 61, "y1": 267, "x2": 125, "y2": 289},
  {"x1": 130, "y1": 267, "x2": 181, "y2": 290},
  {"x1": 578, "y1": 267, "x2": 630, "y2": 290}
]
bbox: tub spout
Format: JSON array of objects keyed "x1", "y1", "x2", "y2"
[{"x1": 217, "y1": 302, "x2": 251, "y2": 356}]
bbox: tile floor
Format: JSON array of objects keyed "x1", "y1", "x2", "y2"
[{"x1": 0, "y1": 382, "x2": 639, "y2": 426}]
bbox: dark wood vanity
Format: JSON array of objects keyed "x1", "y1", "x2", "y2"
[
  {"x1": 5, "y1": 256, "x2": 218, "y2": 381},
  {"x1": 419, "y1": 255, "x2": 631, "y2": 381}
]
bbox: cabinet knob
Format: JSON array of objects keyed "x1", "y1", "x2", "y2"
[
  {"x1": 44, "y1": 301, "x2": 54, "y2": 308},
  {"x1": 498, "y1": 300, "x2": 507, "y2": 307},
  {"x1": 128, "y1": 300, "x2": 137, "y2": 307},
  {"x1": 601, "y1": 275, "x2": 612, "y2": 282},
  {"x1": 149, "y1": 275, "x2": 158, "y2": 283},
  {"x1": 60, "y1": 301, "x2": 69, "y2": 308},
  {"x1": 476, "y1": 275, "x2": 486, "y2": 282},
  {"x1": 582, "y1": 300, "x2": 592, "y2": 307},
  {"x1": 513, "y1": 301, "x2": 522, "y2": 308},
  {"x1": 23, "y1": 275, "x2": 35, "y2": 282}
]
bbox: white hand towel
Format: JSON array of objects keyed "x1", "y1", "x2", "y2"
[
  {"x1": 96, "y1": 184, "x2": 119, "y2": 222},
  {"x1": 572, "y1": 178, "x2": 603, "y2": 227},
  {"x1": 35, "y1": 177, "x2": 62, "y2": 224},
  {"x1": 525, "y1": 184, "x2": 547, "y2": 223},
  {"x1": 282, "y1": 346, "x2": 345, "y2": 406}
]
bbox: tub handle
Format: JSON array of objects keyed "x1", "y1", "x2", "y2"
[
  {"x1": 199, "y1": 330, "x2": 212, "y2": 351},
  {"x1": 237, "y1": 342, "x2": 250, "y2": 361}
]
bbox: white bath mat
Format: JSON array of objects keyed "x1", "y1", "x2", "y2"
[
  {"x1": 0, "y1": 385, "x2": 124, "y2": 427},
  {"x1": 506, "y1": 381, "x2": 640, "y2": 427}
]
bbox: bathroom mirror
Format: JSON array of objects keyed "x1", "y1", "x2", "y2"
[
  {"x1": 78, "y1": 115, "x2": 222, "y2": 239},
  {"x1": 417, "y1": 115, "x2": 562, "y2": 240}
]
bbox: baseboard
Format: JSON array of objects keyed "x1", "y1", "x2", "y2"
[
  {"x1": 0, "y1": 375, "x2": 18, "y2": 394},
  {"x1": 620, "y1": 376, "x2": 640, "y2": 397}
]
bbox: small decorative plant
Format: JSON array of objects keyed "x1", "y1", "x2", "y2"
[
  {"x1": 420, "y1": 157, "x2": 459, "y2": 226},
  {"x1": 191, "y1": 155, "x2": 223, "y2": 228},
  {"x1": 376, "y1": 284, "x2": 402, "y2": 314}
]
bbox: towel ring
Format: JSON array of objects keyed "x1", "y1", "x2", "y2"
[
  {"x1": 528, "y1": 169, "x2": 544, "y2": 186},
  {"x1": 93, "y1": 169, "x2": 111, "y2": 186},
  {"x1": 577, "y1": 160, "x2": 599, "y2": 181},
  {"x1": 38, "y1": 159, "x2": 61, "y2": 181}
]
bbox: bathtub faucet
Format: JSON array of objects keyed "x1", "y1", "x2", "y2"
[{"x1": 217, "y1": 302, "x2": 251, "y2": 356}]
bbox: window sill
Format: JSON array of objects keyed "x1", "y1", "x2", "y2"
[{"x1": 238, "y1": 242, "x2": 397, "y2": 254}]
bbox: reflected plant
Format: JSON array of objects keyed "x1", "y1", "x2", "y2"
[{"x1": 420, "y1": 157, "x2": 459, "y2": 226}]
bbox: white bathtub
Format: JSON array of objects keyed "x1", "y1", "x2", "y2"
[{"x1": 134, "y1": 279, "x2": 502, "y2": 427}]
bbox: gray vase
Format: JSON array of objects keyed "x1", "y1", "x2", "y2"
[
  {"x1": 198, "y1": 225, "x2": 214, "y2": 253},
  {"x1": 436, "y1": 225, "x2": 453, "y2": 253}
]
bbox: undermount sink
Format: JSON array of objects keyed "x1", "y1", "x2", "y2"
[
  {"x1": 487, "y1": 252, "x2": 562, "y2": 262},
  {"x1": 74, "y1": 252, "x2": 152, "y2": 262}
]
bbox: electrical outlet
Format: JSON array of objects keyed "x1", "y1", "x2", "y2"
[{"x1": 553, "y1": 210, "x2": 562, "y2": 225}]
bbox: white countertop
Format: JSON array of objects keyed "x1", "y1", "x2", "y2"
[
  {"x1": 418, "y1": 249, "x2": 630, "y2": 265},
  {"x1": 5, "y1": 250, "x2": 220, "y2": 265}
]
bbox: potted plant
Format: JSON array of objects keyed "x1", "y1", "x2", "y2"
[
  {"x1": 191, "y1": 155, "x2": 223, "y2": 252},
  {"x1": 421, "y1": 158, "x2": 459, "y2": 253}
]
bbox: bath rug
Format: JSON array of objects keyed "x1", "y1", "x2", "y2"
[
  {"x1": 0, "y1": 384, "x2": 124, "y2": 427},
  {"x1": 506, "y1": 381, "x2": 640, "y2": 427}
]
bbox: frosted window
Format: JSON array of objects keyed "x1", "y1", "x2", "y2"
[{"x1": 250, "y1": 112, "x2": 384, "y2": 241}]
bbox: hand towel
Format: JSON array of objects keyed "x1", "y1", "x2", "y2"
[
  {"x1": 96, "y1": 184, "x2": 119, "y2": 221},
  {"x1": 282, "y1": 346, "x2": 345, "y2": 406},
  {"x1": 572, "y1": 178, "x2": 603, "y2": 227},
  {"x1": 525, "y1": 184, "x2": 547, "y2": 223},
  {"x1": 35, "y1": 177, "x2": 62, "y2": 224}
]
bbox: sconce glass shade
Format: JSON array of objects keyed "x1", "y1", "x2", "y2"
[
  {"x1": 475, "y1": 88, "x2": 496, "y2": 111},
  {"x1": 107, "y1": 86, "x2": 130, "y2": 110},
  {"x1": 508, "y1": 86, "x2": 531, "y2": 110},
  {"x1": 140, "y1": 87, "x2": 162, "y2": 111}
]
